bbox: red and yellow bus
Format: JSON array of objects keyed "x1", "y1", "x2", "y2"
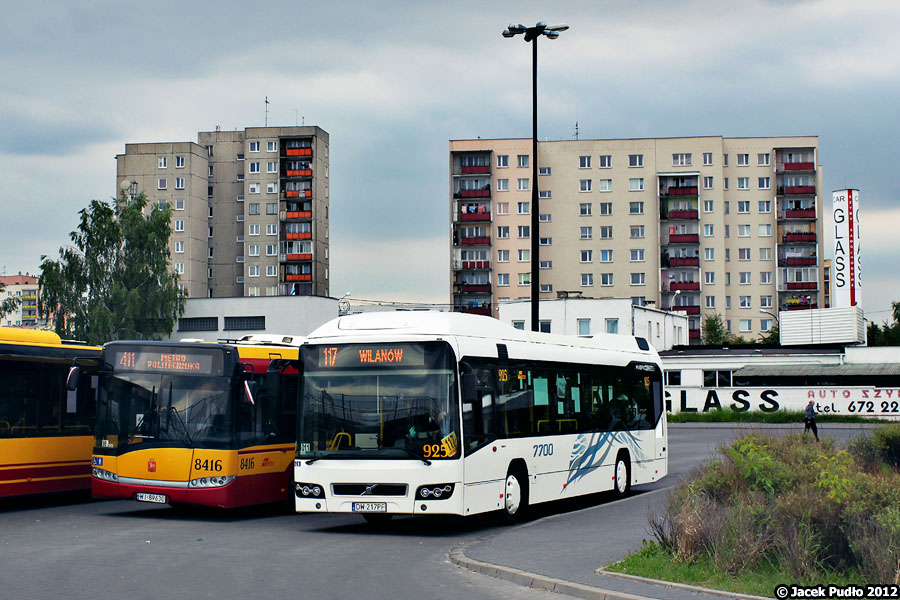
[
  {"x1": 0, "y1": 328, "x2": 100, "y2": 498},
  {"x1": 85, "y1": 338, "x2": 301, "y2": 508}
]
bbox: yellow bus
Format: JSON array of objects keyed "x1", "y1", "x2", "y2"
[
  {"x1": 0, "y1": 328, "x2": 100, "y2": 498},
  {"x1": 84, "y1": 338, "x2": 301, "y2": 508}
]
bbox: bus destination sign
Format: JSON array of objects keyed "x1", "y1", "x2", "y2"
[
  {"x1": 113, "y1": 350, "x2": 216, "y2": 375},
  {"x1": 318, "y1": 344, "x2": 426, "y2": 368}
]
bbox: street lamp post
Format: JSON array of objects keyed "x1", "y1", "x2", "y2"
[
  {"x1": 502, "y1": 21, "x2": 568, "y2": 332},
  {"x1": 759, "y1": 309, "x2": 780, "y2": 340}
]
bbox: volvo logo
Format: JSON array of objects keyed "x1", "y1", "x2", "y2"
[{"x1": 361, "y1": 484, "x2": 376, "y2": 496}]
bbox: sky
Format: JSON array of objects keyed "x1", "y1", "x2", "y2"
[{"x1": 1, "y1": 0, "x2": 898, "y2": 321}]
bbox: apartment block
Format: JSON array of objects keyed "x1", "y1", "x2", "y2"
[
  {"x1": 117, "y1": 126, "x2": 329, "y2": 299},
  {"x1": 450, "y1": 136, "x2": 823, "y2": 342},
  {"x1": 1, "y1": 273, "x2": 40, "y2": 327}
]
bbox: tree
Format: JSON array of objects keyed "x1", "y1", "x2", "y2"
[
  {"x1": 867, "y1": 301, "x2": 900, "y2": 346},
  {"x1": 701, "y1": 313, "x2": 752, "y2": 345},
  {"x1": 38, "y1": 192, "x2": 186, "y2": 345},
  {"x1": 0, "y1": 282, "x2": 21, "y2": 320},
  {"x1": 758, "y1": 323, "x2": 779, "y2": 345}
]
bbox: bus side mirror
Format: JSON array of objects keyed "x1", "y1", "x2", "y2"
[
  {"x1": 243, "y1": 381, "x2": 256, "y2": 406},
  {"x1": 66, "y1": 366, "x2": 80, "y2": 391},
  {"x1": 462, "y1": 373, "x2": 477, "y2": 404}
]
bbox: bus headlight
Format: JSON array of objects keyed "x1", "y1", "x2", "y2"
[
  {"x1": 92, "y1": 468, "x2": 118, "y2": 482},
  {"x1": 189, "y1": 475, "x2": 234, "y2": 488},
  {"x1": 416, "y1": 484, "x2": 454, "y2": 500},
  {"x1": 294, "y1": 482, "x2": 324, "y2": 498}
]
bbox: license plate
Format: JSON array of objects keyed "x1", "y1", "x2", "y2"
[
  {"x1": 352, "y1": 502, "x2": 386, "y2": 513},
  {"x1": 135, "y1": 493, "x2": 167, "y2": 504}
]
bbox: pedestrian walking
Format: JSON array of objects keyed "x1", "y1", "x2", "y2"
[{"x1": 804, "y1": 400, "x2": 819, "y2": 442}]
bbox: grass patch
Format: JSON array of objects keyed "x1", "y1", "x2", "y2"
[
  {"x1": 610, "y1": 427, "x2": 900, "y2": 596},
  {"x1": 668, "y1": 409, "x2": 885, "y2": 424}
]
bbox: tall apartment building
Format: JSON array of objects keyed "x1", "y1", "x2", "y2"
[
  {"x1": 117, "y1": 126, "x2": 329, "y2": 299},
  {"x1": 1, "y1": 273, "x2": 40, "y2": 327},
  {"x1": 450, "y1": 136, "x2": 822, "y2": 342}
]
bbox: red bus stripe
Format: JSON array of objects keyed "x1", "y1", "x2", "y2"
[
  {"x1": 1, "y1": 459, "x2": 89, "y2": 469},
  {"x1": 238, "y1": 445, "x2": 293, "y2": 455},
  {"x1": 0, "y1": 464, "x2": 91, "y2": 482}
]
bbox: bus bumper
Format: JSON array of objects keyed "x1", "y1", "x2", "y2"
[
  {"x1": 92, "y1": 477, "x2": 234, "y2": 508},
  {"x1": 295, "y1": 491, "x2": 465, "y2": 516}
]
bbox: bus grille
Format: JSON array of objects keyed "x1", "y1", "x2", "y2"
[{"x1": 331, "y1": 483, "x2": 408, "y2": 497}]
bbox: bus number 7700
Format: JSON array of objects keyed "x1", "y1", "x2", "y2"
[{"x1": 533, "y1": 443, "x2": 553, "y2": 457}]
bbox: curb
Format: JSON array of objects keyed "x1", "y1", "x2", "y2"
[
  {"x1": 450, "y1": 544, "x2": 659, "y2": 600},
  {"x1": 597, "y1": 569, "x2": 771, "y2": 600}
]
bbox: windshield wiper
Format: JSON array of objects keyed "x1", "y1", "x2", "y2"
[{"x1": 398, "y1": 447, "x2": 432, "y2": 466}]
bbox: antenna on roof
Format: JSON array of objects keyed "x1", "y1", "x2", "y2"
[
  {"x1": 265, "y1": 95, "x2": 269, "y2": 127},
  {"x1": 573, "y1": 120, "x2": 579, "y2": 140}
]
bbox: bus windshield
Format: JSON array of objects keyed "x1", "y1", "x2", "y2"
[
  {"x1": 96, "y1": 373, "x2": 234, "y2": 451},
  {"x1": 298, "y1": 342, "x2": 460, "y2": 461}
]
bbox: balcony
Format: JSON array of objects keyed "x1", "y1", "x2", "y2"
[
  {"x1": 285, "y1": 190, "x2": 312, "y2": 198},
  {"x1": 668, "y1": 257, "x2": 700, "y2": 267},
  {"x1": 668, "y1": 233, "x2": 700, "y2": 244},
  {"x1": 665, "y1": 209, "x2": 699, "y2": 220},
  {"x1": 283, "y1": 253, "x2": 312, "y2": 262},
  {"x1": 283, "y1": 210, "x2": 313, "y2": 220},
  {"x1": 460, "y1": 165, "x2": 491, "y2": 175},
  {"x1": 285, "y1": 148, "x2": 312, "y2": 157},
  {"x1": 689, "y1": 328, "x2": 701, "y2": 340},
  {"x1": 285, "y1": 232, "x2": 312, "y2": 240},
  {"x1": 661, "y1": 186, "x2": 698, "y2": 197},
  {"x1": 454, "y1": 260, "x2": 491, "y2": 270},
  {"x1": 460, "y1": 236, "x2": 491, "y2": 246},
  {"x1": 285, "y1": 169, "x2": 313, "y2": 177},
  {"x1": 458, "y1": 306, "x2": 492, "y2": 316},
  {"x1": 779, "y1": 257, "x2": 817, "y2": 267},
  {"x1": 781, "y1": 162, "x2": 815, "y2": 172},
  {"x1": 459, "y1": 284, "x2": 491, "y2": 294},
  {"x1": 784, "y1": 303, "x2": 818, "y2": 311},
  {"x1": 668, "y1": 305, "x2": 701, "y2": 315},
  {"x1": 782, "y1": 209, "x2": 816, "y2": 219},
  {"x1": 285, "y1": 274, "x2": 312, "y2": 282},
  {"x1": 458, "y1": 189, "x2": 491, "y2": 199},
  {"x1": 785, "y1": 281, "x2": 818, "y2": 291},
  {"x1": 670, "y1": 281, "x2": 700, "y2": 292},
  {"x1": 782, "y1": 186, "x2": 816, "y2": 195},
  {"x1": 460, "y1": 212, "x2": 490, "y2": 222},
  {"x1": 783, "y1": 232, "x2": 817, "y2": 243}
]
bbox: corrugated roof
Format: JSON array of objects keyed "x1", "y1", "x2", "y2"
[{"x1": 734, "y1": 363, "x2": 900, "y2": 377}]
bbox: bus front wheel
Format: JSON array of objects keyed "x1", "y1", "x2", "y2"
[
  {"x1": 613, "y1": 453, "x2": 631, "y2": 498},
  {"x1": 502, "y1": 469, "x2": 528, "y2": 523}
]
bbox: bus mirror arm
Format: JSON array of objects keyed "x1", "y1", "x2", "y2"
[{"x1": 66, "y1": 366, "x2": 80, "y2": 392}]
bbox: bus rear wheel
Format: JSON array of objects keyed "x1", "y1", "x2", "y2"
[
  {"x1": 613, "y1": 453, "x2": 631, "y2": 498},
  {"x1": 501, "y1": 469, "x2": 528, "y2": 524}
]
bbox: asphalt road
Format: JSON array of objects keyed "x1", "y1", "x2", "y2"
[{"x1": 0, "y1": 423, "x2": 881, "y2": 600}]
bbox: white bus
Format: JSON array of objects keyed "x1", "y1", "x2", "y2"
[{"x1": 293, "y1": 312, "x2": 667, "y2": 522}]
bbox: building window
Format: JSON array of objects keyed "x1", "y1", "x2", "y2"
[
  {"x1": 174, "y1": 241, "x2": 184, "y2": 253},
  {"x1": 224, "y1": 316, "x2": 265, "y2": 331},
  {"x1": 601, "y1": 273, "x2": 614, "y2": 286},
  {"x1": 628, "y1": 154, "x2": 643, "y2": 167},
  {"x1": 629, "y1": 201, "x2": 644, "y2": 214},
  {"x1": 248, "y1": 265, "x2": 260, "y2": 277},
  {"x1": 266, "y1": 244, "x2": 277, "y2": 256},
  {"x1": 158, "y1": 157, "x2": 167, "y2": 169},
  {"x1": 175, "y1": 219, "x2": 184, "y2": 232},
  {"x1": 760, "y1": 271, "x2": 772, "y2": 285},
  {"x1": 598, "y1": 202, "x2": 612, "y2": 215},
  {"x1": 517, "y1": 178, "x2": 529, "y2": 191},
  {"x1": 581, "y1": 273, "x2": 593, "y2": 287},
  {"x1": 599, "y1": 226, "x2": 614, "y2": 239},
  {"x1": 631, "y1": 272, "x2": 646, "y2": 285},
  {"x1": 737, "y1": 153, "x2": 749, "y2": 166},
  {"x1": 632, "y1": 296, "x2": 646, "y2": 306},
  {"x1": 738, "y1": 224, "x2": 751, "y2": 237},
  {"x1": 705, "y1": 247, "x2": 715, "y2": 261},
  {"x1": 606, "y1": 318, "x2": 619, "y2": 334},
  {"x1": 236, "y1": 154, "x2": 244, "y2": 161},
  {"x1": 579, "y1": 155, "x2": 591, "y2": 169},
  {"x1": 599, "y1": 155, "x2": 611, "y2": 168},
  {"x1": 739, "y1": 319, "x2": 752, "y2": 333},
  {"x1": 176, "y1": 156, "x2": 185, "y2": 168},
  {"x1": 577, "y1": 319, "x2": 591, "y2": 336},
  {"x1": 518, "y1": 249, "x2": 530, "y2": 262},
  {"x1": 517, "y1": 273, "x2": 530, "y2": 286},
  {"x1": 758, "y1": 177, "x2": 771, "y2": 190},
  {"x1": 266, "y1": 202, "x2": 277, "y2": 215},
  {"x1": 512, "y1": 320, "x2": 524, "y2": 330},
  {"x1": 248, "y1": 244, "x2": 260, "y2": 256},
  {"x1": 266, "y1": 265, "x2": 277, "y2": 277},
  {"x1": 739, "y1": 248, "x2": 751, "y2": 261},
  {"x1": 517, "y1": 154, "x2": 529, "y2": 168},
  {"x1": 178, "y1": 317, "x2": 217, "y2": 332},
  {"x1": 539, "y1": 260, "x2": 552, "y2": 269},
  {"x1": 737, "y1": 177, "x2": 749, "y2": 190},
  {"x1": 539, "y1": 321, "x2": 551, "y2": 334},
  {"x1": 759, "y1": 224, "x2": 772, "y2": 237},
  {"x1": 497, "y1": 226, "x2": 509, "y2": 239},
  {"x1": 175, "y1": 199, "x2": 185, "y2": 210},
  {"x1": 757, "y1": 152, "x2": 770, "y2": 166},
  {"x1": 703, "y1": 152, "x2": 713, "y2": 166},
  {"x1": 580, "y1": 226, "x2": 592, "y2": 240},
  {"x1": 737, "y1": 200, "x2": 750, "y2": 214},
  {"x1": 706, "y1": 295, "x2": 716, "y2": 309},
  {"x1": 673, "y1": 153, "x2": 692, "y2": 166},
  {"x1": 759, "y1": 200, "x2": 771, "y2": 213},
  {"x1": 539, "y1": 166, "x2": 551, "y2": 175},
  {"x1": 705, "y1": 271, "x2": 715, "y2": 285},
  {"x1": 497, "y1": 249, "x2": 509, "y2": 262},
  {"x1": 629, "y1": 225, "x2": 644, "y2": 239},
  {"x1": 497, "y1": 273, "x2": 509, "y2": 286},
  {"x1": 517, "y1": 202, "x2": 530, "y2": 214},
  {"x1": 249, "y1": 203, "x2": 260, "y2": 215},
  {"x1": 266, "y1": 224, "x2": 277, "y2": 235},
  {"x1": 739, "y1": 271, "x2": 751, "y2": 285},
  {"x1": 579, "y1": 203, "x2": 592, "y2": 216},
  {"x1": 497, "y1": 154, "x2": 508, "y2": 168},
  {"x1": 249, "y1": 224, "x2": 260, "y2": 236},
  {"x1": 540, "y1": 284, "x2": 553, "y2": 293},
  {"x1": 496, "y1": 202, "x2": 509, "y2": 215},
  {"x1": 629, "y1": 249, "x2": 644, "y2": 262},
  {"x1": 267, "y1": 161, "x2": 277, "y2": 173},
  {"x1": 539, "y1": 190, "x2": 551, "y2": 199},
  {"x1": 726, "y1": 296, "x2": 732, "y2": 309},
  {"x1": 598, "y1": 179, "x2": 612, "y2": 192},
  {"x1": 249, "y1": 141, "x2": 260, "y2": 152},
  {"x1": 539, "y1": 237, "x2": 552, "y2": 246},
  {"x1": 704, "y1": 224, "x2": 714, "y2": 237},
  {"x1": 760, "y1": 247, "x2": 772, "y2": 261},
  {"x1": 761, "y1": 319, "x2": 773, "y2": 332},
  {"x1": 703, "y1": 176, "x2": 714, "y2": 190},
  {"x1": 497, "y1": 179, "x2": 509, "y2": 192},
  {"x1": 517, "y1": 225, "x2": 530, "y2": 238},
  {"x1": 175, "y1": 177, "x2": 185, "y2": 189},
  {"x1": 267, "y1": 141, "x2": 277, "y2": 152},
  {"x1": 579, "y1": 179, "x2": 592, "y2": 192},
  {"x1": 740, "y1": 295, "x2": 752, "y2": 308},
  {"x1": 629, "y1": 178, "x2": 644, "y2": 191},
  {"x1": 249, "y1": 162, "x2": 260, "y2": 173},
  {"x1": 724, "y1": 177, "x2": 729, "y2": 190},
  {"x1": 175, "y1": 262, "x2": 184, "y2": 274},
  {"x1": 249, "y1": 183, "x2": 260, "y2": 194},
  {"x1": 157, "y1": 178, "x2": 167, "y2": 190},
  {"x1": 761, "y1": 295, "x2": 773, "y2": 308},
  {"x1": 703, "y1": 199, "x2": 714, "y2": 212},
  {"x1": 580, "y1": 250, "x2": 593, "y2": 263}
]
